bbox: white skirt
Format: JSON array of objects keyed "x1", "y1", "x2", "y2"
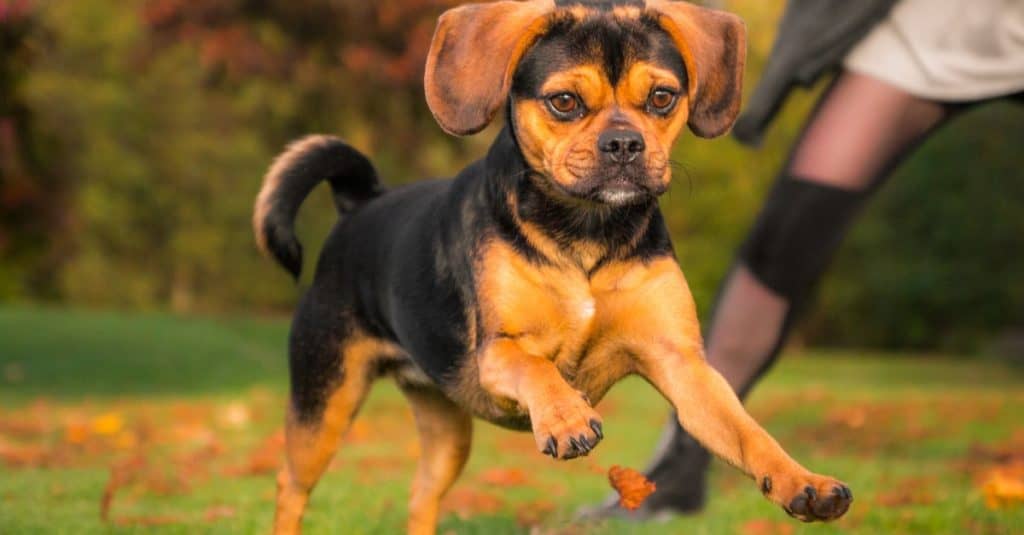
[{"x1": 844, "y1": 0, "x2": 1024, "y2": 101}]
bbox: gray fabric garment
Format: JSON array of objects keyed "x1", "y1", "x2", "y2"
[{"x1": 733, "y1": 0, "x2": 898, "y2": 146}]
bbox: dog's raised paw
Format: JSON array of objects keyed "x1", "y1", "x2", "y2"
[{"x1": 531, "y1": 397, "x2": 603, "y2": 460}]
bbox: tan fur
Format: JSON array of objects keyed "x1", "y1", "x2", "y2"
[
  {"x1": 468, "y1": 244, "x2": 848, "y2": 514},
  {"x1": 273, "y1": 335, "x2": 401, "y2": 535},
  {"x1": 512, "y1": 60, "x2": 690, "y2": 197},
  {"x1": 402, "y1": 387, "x2": 472, "y2": 535},
  {"x1": 271, "y1": 4, "x2": 844, "y2": 534},
  {"x1": 424, "y1": 0, "x2": 555, "y2": 136},
  {"x1": 623, "y1": 260, "x2": 847, "y2": 514},
  {"x1": 646, "y1": 0, "x2": 747, "y2": 137}
]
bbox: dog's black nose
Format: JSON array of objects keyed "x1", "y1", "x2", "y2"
[{"x1": 598, "y1": 130, "x2": 645, "y2": 163}]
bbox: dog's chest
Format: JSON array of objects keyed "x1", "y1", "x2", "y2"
[{"x1": 476, "y1": 241, "x2": 654, "y2": 399}]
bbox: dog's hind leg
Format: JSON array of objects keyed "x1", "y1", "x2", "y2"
[
  {"x1": 400, "y1": 384, "x2": 472, "y2": 535},
  {"x1": 274, "y1": 308, "x2": 395, "y2": 534}
]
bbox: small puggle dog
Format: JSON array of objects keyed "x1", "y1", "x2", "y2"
[{"x1": 254, "y1": 1, "x2": 852, "y2": 533}]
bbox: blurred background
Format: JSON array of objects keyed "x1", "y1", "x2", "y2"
[{"x1": 1, "y1": 1, "x2": 1022, "y2": 533}]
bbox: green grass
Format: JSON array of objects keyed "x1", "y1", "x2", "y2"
[{"x1": 1, "y1": 305, "x2": 1023, "y2": 534}]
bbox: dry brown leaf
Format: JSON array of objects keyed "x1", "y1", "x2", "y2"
[{"x1": 608, "y1": 465, "x2": 656, "y2": 511}]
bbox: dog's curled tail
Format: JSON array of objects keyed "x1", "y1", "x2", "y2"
[{"x1": 254, "y1": 135, "x2": 383, "y2": 280}]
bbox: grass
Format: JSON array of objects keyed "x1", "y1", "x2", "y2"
[{"x1": 1, "y1": 305, "x2": 1023, "y2": 534}]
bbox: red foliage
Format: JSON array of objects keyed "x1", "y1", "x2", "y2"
[{"x1": 140, "y1": 0, "x2": 460, "y2": 85}]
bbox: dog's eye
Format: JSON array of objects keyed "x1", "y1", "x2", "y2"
[
  {"x1": 546, "y1": 92, "x2": 582, "y2": 117},
  {"x1": 647, "y1": 88, "x2": 678, "y2": 114}
]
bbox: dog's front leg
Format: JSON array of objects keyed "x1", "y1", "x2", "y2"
[
  {"x1": 478, "y1": 338, "x2": 604, "y2": 459},
  {"x1": 636, "y1": 340, "x2": 852, "y2": 521}
]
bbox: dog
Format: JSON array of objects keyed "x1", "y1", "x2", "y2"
[{"x1": 254, "y1": 1, "x2": 852, "y2": 533}]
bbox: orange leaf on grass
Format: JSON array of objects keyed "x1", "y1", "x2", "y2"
[
  {"x1": 981, "y1": 462, "x2": 1024, "y2": 509},
  {"x1": 204, "y1": 505, "x2": 237, "y2": 521},
  {"x1": 479, "y1": 467, "x2": 530, "y2": 487},
  {"x1": 608, "y1": 465, "x2": 656, "y2": 511},
  {"x1": 443, "y1": 488, "x2": 504, "y2": 518}
]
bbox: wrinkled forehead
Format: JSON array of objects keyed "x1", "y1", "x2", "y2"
[
  {"x1": 511, "y1": 6, "x2": 687, "y2": 96},
  {"x1": 554, "y1": 0, "x2": 646, "y2": 11}
]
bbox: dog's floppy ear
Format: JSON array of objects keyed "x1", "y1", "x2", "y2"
[
  {"x1": 648, "y1": 0, "x2": 747, "y2": 138},
  {"x1": 424, "y1": 0, "x2": 553, "y2": 136}
]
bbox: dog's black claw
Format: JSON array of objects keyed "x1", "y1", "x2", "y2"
[
  {"x1": 569, "y1": 436, "x2": 582, "y2": 454},
  {"x1": 805, "y1": 486, "x2": 817, "y2": 499},
  {"x1": 543, "y1": 436, "x2": 558, "y2": 458},
  {"x1": 589, "y1": 419, "x2": 603, "y2": 440},
  {"x1": 761, "y1": 476, "x2": 772, "y2": 495},
  {"x1": 577, "y1": 434, "x2": 592, "y2": 453}
]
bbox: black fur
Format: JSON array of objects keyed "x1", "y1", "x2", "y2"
[
  {"x1": 267, "y1": 14, "x2": 682, "y2": 423},
  {"x1": 512, "y1": 13, "x2": 686, "y2": 93},
  {"x1": 554, "y1": 0, "x2": 646, "y2": 10},
  {"x1": 261, "y1": 138, "x2": 384, "y2": 279}
]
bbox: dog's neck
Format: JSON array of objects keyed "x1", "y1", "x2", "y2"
[{"x1": 484, "y1": 126, "x2": 659, "y2": 272}]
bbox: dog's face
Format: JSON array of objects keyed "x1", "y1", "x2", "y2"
[
  {"x1": 509, "y1": 11, "x2": 689, "y2": 205},
  {"x1": 425, "y1": 0, "x2": 746, "y2": 206}
]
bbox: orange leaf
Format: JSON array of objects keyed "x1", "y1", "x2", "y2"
[
  {"x1": 608, "y1": 465, "x2": 656, "y2": 511},
  {"x1": 478, "y1": 468, "x2": 529, "y2": 487},
  {"x1": 981, "y1": 463, "x2": 1024, "y2": 509}
]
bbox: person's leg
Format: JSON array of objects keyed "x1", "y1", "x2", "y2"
[{"x1": 584, "y1": 71, "x2": 962, "y2": 518}]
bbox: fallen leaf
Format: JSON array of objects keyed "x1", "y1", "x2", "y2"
[
  {"x1": 478, "y1": 468, "x2": 529, "y2": 487},
  {"x1": 981, "y1": 462, "x2": 1024, "y2": 509},
  {"x1": 64, "y1": 421, "x2": 90, "y2": 444},
  {"x1": 204, "y1": 505, "x2": 237, "y2": 521},
  {"x1": 0, "y1": 437, "x2": 47, "y2": 467},
  {"x1": 91, "y1": 413, "x2": 124, "y2": 436},
  {"x1": 608, "y1": 465, "x2": 656, "y2": 511}
]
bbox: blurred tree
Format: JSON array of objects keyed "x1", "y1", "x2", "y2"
[
  {"x1": 0, "y1": 0, "x2": 1020, "y2": 353},
  {"x1": 0, "y1": 0, "x2": 68, "y2": 300}
]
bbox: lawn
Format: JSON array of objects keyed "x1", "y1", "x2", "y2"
[{"x1": 1, "y1": 305, "x2": 1023, "y2": 534}]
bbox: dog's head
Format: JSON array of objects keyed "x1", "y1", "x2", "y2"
[{"x1": 425, "y1": 0, "x2": 746, "y2": 206}]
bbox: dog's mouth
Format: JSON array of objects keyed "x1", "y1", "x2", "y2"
[
  {"x1": 593, "y1": 178, "x2": 650, "y2": 206},
  {"x1": 571, "y1": 166, "x2": 668, "y2": 207}
]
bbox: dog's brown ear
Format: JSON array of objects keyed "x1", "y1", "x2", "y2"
[
  {"x1": 648, "y1": 0, "x2": 747, "y2": 138},
  {"x1": 424, "y1": 0, "x2": 552, "y2": 136}
]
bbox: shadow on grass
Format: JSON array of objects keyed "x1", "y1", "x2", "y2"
[{"x1": 0, "y1": 306, "x2": 289, "y2": 401}]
